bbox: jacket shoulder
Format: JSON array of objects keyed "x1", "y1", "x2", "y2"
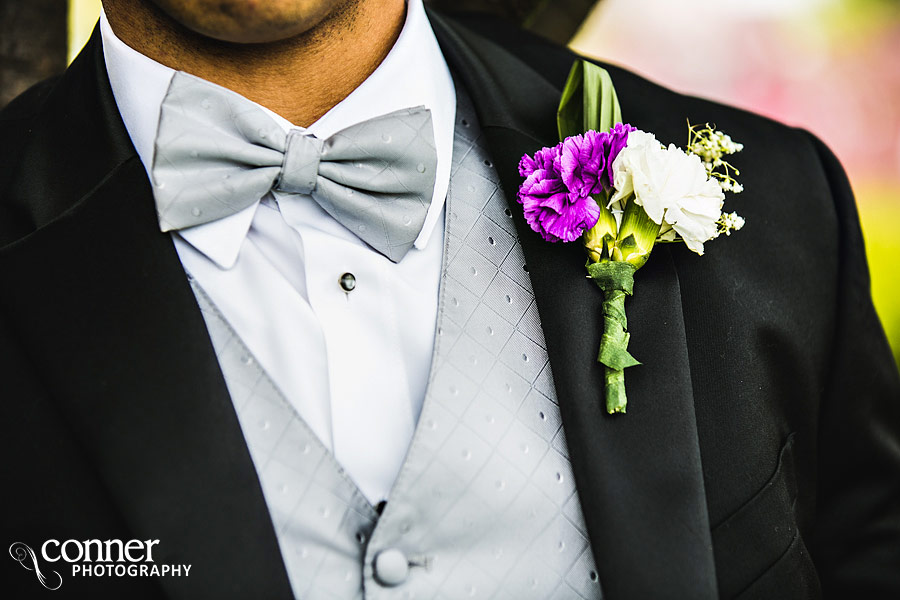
[
  {"x1": 1, "y1": 72, "x2": 62, "y2": 122},
  {"x1": 0, "y1": 75, "x2": 65, "y2": 244},
  {"x1": 0, "y1": 29, "x2": 136, "y2": 248}
]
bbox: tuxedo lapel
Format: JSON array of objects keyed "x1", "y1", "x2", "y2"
[
  {"x1": 429, "y1": 13, "x2": 718, "y2": 600},
  {"x1": 0, "y1": 30, "x2": 292, "y2": 599}
]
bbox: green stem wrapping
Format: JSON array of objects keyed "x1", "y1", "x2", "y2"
[
  {"x1": 587, "y1": 261, "x2": 641, "y2": 414},
  {"x1": 601, "y1": 288, "x2": 629, "y2": 413},
  {"x1": 604, "y1": 365, "x2": 627, "y2": 414}
]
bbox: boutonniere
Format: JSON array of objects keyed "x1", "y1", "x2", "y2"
[{"x1": 516, "y1": 60, "x2": 745, "y2": 414}]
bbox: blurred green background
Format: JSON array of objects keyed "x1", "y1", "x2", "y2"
[{"x1": 13, "y1": 0, "x2": 898, "y2": 366}]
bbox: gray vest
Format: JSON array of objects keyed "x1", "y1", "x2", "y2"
[{"x1": 190, "y1": 89, "x2": 603, "y2": 600}]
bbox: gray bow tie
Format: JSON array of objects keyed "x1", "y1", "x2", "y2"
[{"x1": 151, "y1": 71, "x2": 437, "y2": 262}]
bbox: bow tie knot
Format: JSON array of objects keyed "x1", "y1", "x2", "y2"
[
  {"x1": 151, "y1": 71, "x2": 438, "y2": 262},
  {"x1": 276, "y1": 131, "x2": 323, "y2": 196}
]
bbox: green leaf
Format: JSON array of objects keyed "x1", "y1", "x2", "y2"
[
  {"x1": 557, "y1": 61, "x2": 584, "y2": 140},
  {"x1": 582, "y1": 61, "x2": 622, "y2": 133},
  {"x1": 557, "y1": 60, "x2": 623, "y2": 140}
]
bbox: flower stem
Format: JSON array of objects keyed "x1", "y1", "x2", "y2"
[
  {"x1": 587, "y1": 261, "x2": 641, "y2": 414},
  {"x1": 604, "y1": 365, "x2": 627, "y2": 413},
  {"x1": 600, "y1": 287, "x2": 631, "y2": 413}
]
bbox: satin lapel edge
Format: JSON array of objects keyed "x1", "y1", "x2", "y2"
[
  {"x1": 0, "y1": 33, "x2": 293, "y2": 600},
  {"x1": 428, "y1": 12, "x2": 718, "y2": 600}
]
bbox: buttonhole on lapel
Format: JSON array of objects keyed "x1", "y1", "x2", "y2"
[
  {"x1": 483, "y1": 159, "x2": 492, "y2": 167},
  {"x1": 504, "y1": 208, "x2": 512, "y2": 217},
  {"x1": 461, "y1": 118, "x2": 469, "y2": 127}
]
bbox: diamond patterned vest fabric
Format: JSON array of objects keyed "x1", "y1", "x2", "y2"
[{"x1": 189, "y1": 87, "x2": 603, "y2": 599}]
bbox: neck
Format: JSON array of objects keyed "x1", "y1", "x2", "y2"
[{"x1": 103, "y1": 0, "x2": 407, "y2": 126}]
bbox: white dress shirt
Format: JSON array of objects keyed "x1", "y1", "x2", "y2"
[{"x1": 100, "y1": 0, "x2": 456, "y2": 503}]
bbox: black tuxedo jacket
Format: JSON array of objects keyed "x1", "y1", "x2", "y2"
[{"x1": 2, "y1": 11, "x2": 899, "y2": 600}]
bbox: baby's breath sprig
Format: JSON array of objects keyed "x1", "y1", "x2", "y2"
[
  {"x1": 687, "y1": 122, "x2": 744, "y2": 194},
  {"x1": 715, "y1": 211, "x2": 745, "y2": 238}
]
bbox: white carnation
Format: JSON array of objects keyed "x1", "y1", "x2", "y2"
[{"x1": 610, "y1": 130, "x2": 724, "y2": 255}]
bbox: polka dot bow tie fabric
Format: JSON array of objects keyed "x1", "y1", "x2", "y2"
[{"x1": 151, "y1": 71, "x2": 437, "y2": 263}]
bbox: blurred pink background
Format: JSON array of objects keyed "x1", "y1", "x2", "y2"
[{"x1": 572, "y1": 0, "x2": 900, "y2": 362}]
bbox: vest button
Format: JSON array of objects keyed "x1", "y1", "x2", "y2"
[{"x1": 373, "y1": 548, "x2": 409, "y2": 586}]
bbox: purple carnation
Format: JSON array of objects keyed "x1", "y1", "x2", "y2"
[
  {"x1": 518, "y1": 144, "x2": 559, "y2": 178},
  {"x1": 516, "y1": 143, "x2": 601, "y2": 243},
  {"x1": 514, "y1": 124, "x2": 636, "y2": 243},
  {"x1": 560, "y1": 124, "x2": 636, "y2": 194},
  {"x1": 560, "y1": 130, "x2": 606, "y2": 197},
  {"x1": 605, "y1": 123, "x2": 636, "y2": 185}
]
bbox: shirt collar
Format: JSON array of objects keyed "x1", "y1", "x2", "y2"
[{"x1": 100, "y1": 0, "x2": 454, "y2": 269}]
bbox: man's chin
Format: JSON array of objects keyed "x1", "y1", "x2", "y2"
[{"x1": 147, "y1": 0, "x2": 344, "y2": 45}]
